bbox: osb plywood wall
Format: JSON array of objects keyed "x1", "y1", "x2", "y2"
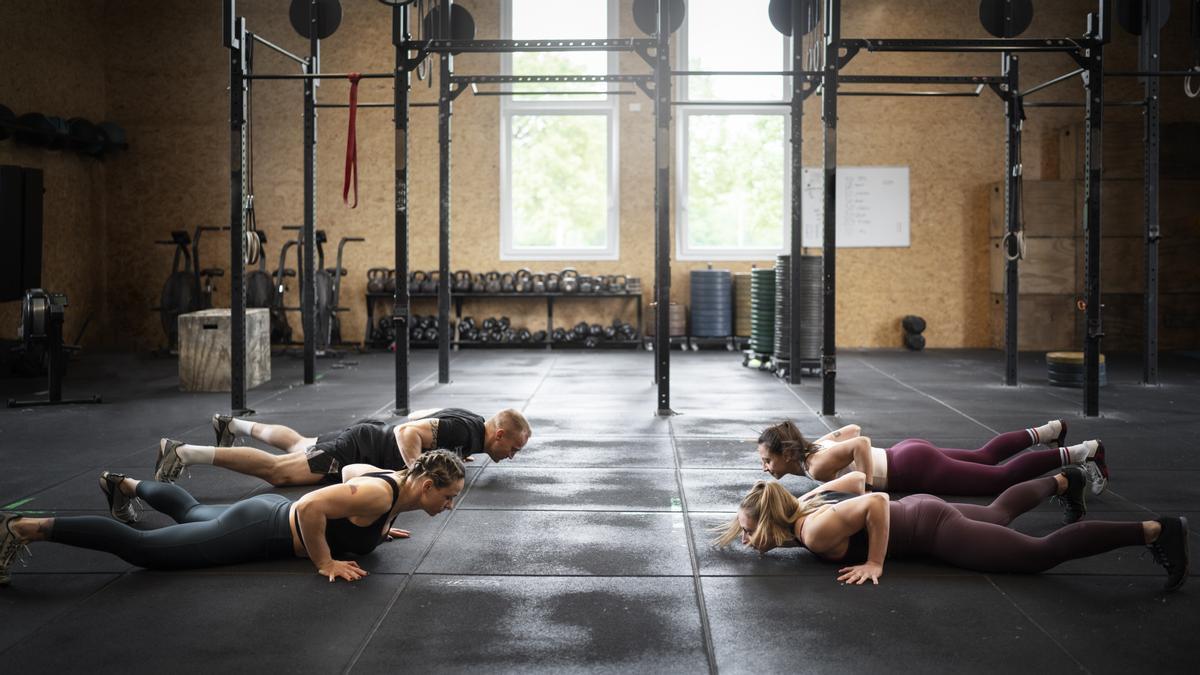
[
  {"x1": 0, "y1": 1, "x2": 109, "y2": 348},
  {"x1": 3, "y1": 0, "x2": 1196, "y2": 351}
]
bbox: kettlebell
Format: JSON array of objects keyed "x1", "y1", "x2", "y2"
[
  {"x1": 409, "y1": 270, "x2": 426, "y2": 293},
  {"x1": 484, "y1": 271, "x2": 502, "y2": 293},
  {"x1": 514, "y1": 268, "x2": 533, "y2": 293},
  {"x1": 609, "y1": 274, "x2": 628, "y2": 292},
  {"x1": 590, "y1": 323, "x2": 604, "y2": 337},
  {"x1": 579, "y1": 275, "x2": 594, "y2": 294},
  {"x1": 453, "y1": 269, "x2": 472, "y2": 292},
  {"x1": 604, "y1": 326, "x2": 617, "y2": 340},
  {"x1": 531, "y1": 329, "x2": 548, "y2": 343},
  {"x1": 560, "y1": 268, "x2": 579, "y2": 293},
  {"x1": 532, "y1": 273, "x2": 546, "y2": 293},
  {"x1": 497, "y1": 316, "x2": 511, "y2": 330},
  {"x1": 545, "y1": 272, "x2": 561, "y2": 293},
  {"x1": 573, "y1": 321, "x2": 589, "y2": 338},
  {"x1": 367, "y1": 268, "x2": 389, "y2": 294},
  {"x1": 383, "y1": 269, "x2": 397, "y2": 293},
  {"x1": 421, "y1": 270, "x2": 439, "y2": 294},
  {"x1": 500, "y1": 272, "x2": 516, "y2": 293},
  {"x1": 482, "y1": 317, "x2": 497, "y2": 331},
  {"x1": 471, "y1": 272, "x2": 487, "y2": 293},
  {"x1": 516, "y1": 328, "x2": 532, "y2": 342},
  {"x1": 552, "y1": 327, "x2": 568, "y2": 342}
]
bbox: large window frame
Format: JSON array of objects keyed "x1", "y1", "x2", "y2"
[
  {"x1": 499, "y1": 0, "x2": 621, "y2": 262},
  {"x1": 675, "y1": 4, "x2": 792, "y2": 261}
]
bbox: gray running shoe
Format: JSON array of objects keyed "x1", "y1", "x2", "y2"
[
  {"x1": 212, "y1": 413, "x2": 236, "y2": 447},
  {"x1": 98, "y1": 471, "x2": 138, "y2": 523},
  {"x1": 155, "y1": 438, "x2": 186, "y2": 483},
  {"x1": 1080, "y1": 451, "x2": 1104, "y2": 494},
  {"x1": 1052, "y1": 466, "x2": 1088, "y2": 524},
  {"x1": 1, "y1": 512, "x2": 26, "y2": 586}
]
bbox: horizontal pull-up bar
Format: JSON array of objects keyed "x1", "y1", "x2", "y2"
[
  {"x1": 671, "y1": 100, "x2": 790, "y2": 106},
  {"x1": 1024, "y1": 101, "x2": 1146, "y2": 107},
  {"x1": 249, "y1": 33, "x2": 308, "y2": 67},
  {"x1": 671, "y1": 70, "x2": 799, "y2": 77},
  {"x1": 473, "y1": 90, "x2": 636, "y2": 96},
  {"x1": 400, "y1": 38, "x2": 657, "y2": 53},
  {"x1": 843, "y1": 38, "x2": 1084, "y2": 53},
  {"x1": 450, "y1": 74, "x2": 652, "y2": 84},
  {"x1": 1103, "y1": 70, "x2": 1200, "y2": 77},
  {"x1": 246, "y1": 72, "x2": 394, "y2": 81},
  {"x1": 315, "y1": 102, "x2": 437, "y2": 108},
  {"x1": 840, "y1": 86, "x2": 985, "y2": 98},
  {"x1": 839, "y1": 74, "x2": 1005, "y2": 85}
]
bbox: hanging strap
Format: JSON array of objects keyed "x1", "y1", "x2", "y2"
[{"x1": 342, "y1": 72, "x2": 362, "y2": 208}]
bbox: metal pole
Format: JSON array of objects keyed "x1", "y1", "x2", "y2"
[
  {"x1": 229, "y1": 14, "x2": 250, "y2": 413},
  {"x1": 393, "y1": 2, "x2": 412, "y2": 413},
  {"x1": 654, "y1": 0, "x2": 672, "y2": 415},
  {"x1": 788, "y1": 0, "x2": 805, "y2": 386},
  {"x1": 1081, "y1": 5, "x2": 1109, "y2": 417},
  {"x1": 437, "y1": 0, "x2": 452, "y2": 384},
  {"x1": 301, "y1": 3, "x2": 319, "y2": 384},
  {"x1": 1002, "y1": 53, "x2": 1020, "y2": 386},
  {"x1": 820, "y1": 0, "x2": 839, "y2": 416},
  {"x1": 1142, "y1": 0, "x2": 1161, "y2": 385}
]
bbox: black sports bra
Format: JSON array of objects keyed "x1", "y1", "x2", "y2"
[
  {"x1": 797, "y1": 490, "x2": 870, "y2": 564},
  {"x1": 295, "y1": 472, "x2": 400, "y2": 556}
]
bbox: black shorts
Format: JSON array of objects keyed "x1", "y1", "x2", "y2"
[{"x1": 304, "y1": 419, "x2": 394, "y2": 480}]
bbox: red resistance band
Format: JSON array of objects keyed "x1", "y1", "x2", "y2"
[{"x1": 343, "y1": 73, "x2": 361, "y2": 208}]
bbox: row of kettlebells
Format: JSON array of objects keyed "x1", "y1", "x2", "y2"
[{"x1": 366, "y1": 268, "x2": 640, "y2": 295}]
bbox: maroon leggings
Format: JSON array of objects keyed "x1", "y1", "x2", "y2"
[
  {"x1": 886, "y1": 478, "x2": 1144, "y2": 573},
  {"x1": 886, "y1": 430, "x2": 1065, "y2": 496}
]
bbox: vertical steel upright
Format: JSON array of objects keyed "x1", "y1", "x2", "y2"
[
  {"x1": 393, "y1": 3, "x2": 412, "y2": 413},
  {"x1": 654, "y1": 0, "x2": 672, "y2": 415},
  {"x1": 820, "y1": 0, "x2": 839, "y2": 416},
  {"x1": 437, "y1": 0, "x2": 453, "y2": 385},
  {"x1": 301, "y1": 2, "x2": 320, "y2": 385},
  {"x1": 226, "y1": 6, "x2": 250, "y2": 413},
  {"x1": 1141, "y1": 0, "x2": 1162, "y2": 385},
  {"x1": 1002, "y1": 53, "x2": 1021, "y2": 386},
  {"x1": 787, "y1": 0, "x2": 805, "y2": 386},
  {"x1": 1081, "y1": 4, "x2": 1109, "y2": 417}
]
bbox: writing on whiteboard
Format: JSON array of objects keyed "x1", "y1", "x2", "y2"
[{"x1": 801, "y1": 166, "x2": 910, "y2": 248}]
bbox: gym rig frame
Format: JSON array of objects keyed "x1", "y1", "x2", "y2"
[{"x1": 224, "y1": 0, "x2": 1186, "y2": 419}]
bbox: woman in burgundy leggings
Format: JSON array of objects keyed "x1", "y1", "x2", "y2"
[
  {"x1": 756, "y1": 419, "x2": 1109, "y2": 497},
  {"x1": 716, "y1": 470, "x2": 1189, "y2": 592}
]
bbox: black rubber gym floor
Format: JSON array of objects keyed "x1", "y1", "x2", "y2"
[{"x1": 2, "y1": 348, "x2": 1197, "y2": 673}]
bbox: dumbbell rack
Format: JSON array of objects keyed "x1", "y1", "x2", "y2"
[{"x1": 364, "y1": 290, "x2": 642, "y2": 350}]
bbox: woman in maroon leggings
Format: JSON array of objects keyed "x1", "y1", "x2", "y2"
[
  {"x1": 715, "y1": 470, "x2": 1188, "y2": 592},
  {"x1": 756, "y1": 420, "x2": 1109, "y2": 497}
]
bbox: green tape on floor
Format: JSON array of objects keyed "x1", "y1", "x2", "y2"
[
  {"x1": 670, "y1": 497, "x2": 681, "y2": 511},
  {"x1": 1, "y1": 497, "x2": 34, "y2": 510}
]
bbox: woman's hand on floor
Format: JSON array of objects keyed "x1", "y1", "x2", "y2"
[
  {"x1": 386, "y1": 528, "x2": 411, "y2": 541},
  {"x1": 837, "y1": 561, "x2": 883, "y2": 585},
  {"x1": 319, "y1": 559, "x2": 369, "y2": 582}
]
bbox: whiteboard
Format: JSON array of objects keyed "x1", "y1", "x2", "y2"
[{"x1": 800, "y1": 166, "x2": 910, "y2": 248}]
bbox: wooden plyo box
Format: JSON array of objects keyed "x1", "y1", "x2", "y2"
[{"x1": 178, "y1": 308, "x2": 270, "y2": 392}]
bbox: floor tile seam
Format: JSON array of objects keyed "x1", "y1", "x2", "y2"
[
  {"x1": 666, "y1": 420, "x2": 720, "y2": 675},
  {"x1": 982, "y1": 575, "x2": 1092, "y2": 673},
  {"x1": 341, "y1": 442, "x2": 491, "y2": 675},
  {"x1": 774, "y1": 371, "x2": 837, "y2": 433},
  {"x1": 855, "y1": 357, "x2": 1001, "y2": 435},
  {"x1": 0, "y1": 568, "x2": 126, "y2": 660}
]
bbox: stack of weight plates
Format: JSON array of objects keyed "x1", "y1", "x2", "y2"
[
  {"x1": 750, "y1": 267, "x2": 776, "y2": 355},
  {"x1": 796, "y1": 255, "x2": 823, "y2": 361},
  {"x1": 733, "y1": 272, "x2": 752, "y2": 338},
  {"x1": 690, "y1": 268, "x2": 732, "y2": 337},
  {"x1": 774, "y1": 256, "x2": 791, "y2": 361},
  {"x1": 1046, "y1": 351, "x2": 1107, "y2": 388},
  {"x1": 646, "y1": 302, "x2": 687, "y2": 337}
]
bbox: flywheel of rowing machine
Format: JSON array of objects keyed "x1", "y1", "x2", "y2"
[{"x1": 20, "y1": 289, "x2": 52, "y2": 344}]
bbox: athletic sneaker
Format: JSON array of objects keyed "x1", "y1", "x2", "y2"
[
  {"x1": 1046, "y1": 419, "x2": 1068, "y2": 448},
  {"x1": 1148, "y1": 516, "x2": 1190, "y2": 592},
  {"x1": 98, "y1": 471, "x2": 138, "y2": 523},
  {"x1": 1053, "y1": 465, "x2": 1088, "y2": 524},
  {"x1": 212, "y1": 413, "x2": 236, "y2": 447},
  {"x1": 1081, "y1": 441, "x2": 1109, "y2": 496},
  {"x1": 155, "y1": 438, "x2": 186, "y2": 483},
  {"x1": 1, "y1": 512, "x2": 25, "y2": 586}
]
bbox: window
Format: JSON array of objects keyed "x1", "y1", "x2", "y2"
[
  {"x1": 500, "y1": 0, "x2": 619, "y2": 261},
  {"x1": 677, "y1": 0, "x2": 790, "y2": 260}
]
